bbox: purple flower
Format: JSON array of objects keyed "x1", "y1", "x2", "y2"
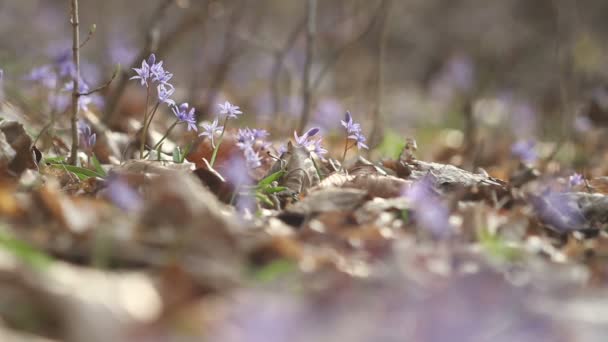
[
  {"x1": 293, "y1": 127, "x2": 328, "y2": 157},
  {"x1": 53, "y1": 50, "x2": 76, "y2": 78},
  {"x1": 105, "y1": 176, "x2": 143, "y2": 212},
  {"x1": 219, "y1": 101, "x2": 243, "y2": 119},
  {"x1": 251, "y1": 128, "x2": 269, "y2": 140},
  {"x1": 172, "y1": 103, "x2": 198, "y2": 132},
  {"x1": 294, "y1": 127, "x2": 319, "y2": 146},
  {"x1": 341, "y1": 111, "x2": 368, "y2": 150},
  {"x1": 243, "y1": 146, "x2": 262, "y2": 169},
  {"x1": 131, "y1": 54, "x2": 172, "y2": 87},
  {"x1": 156, "y1": 83, "x2": 175, "y2": 106},
  {"x1": 569, "y1": 173, "x2": 584, "y2": 187},
  {"x1": 237, "y1": 128, "x2": 256, "y2": 149},
  {"x1": 199, "y1": 118, "x2": 223, "y2": 145},
  {"x1": 402, "y1": 176, "x2": 451, "y2": 238},
  {"x1": 235, "y1": 128, "x2": 264, "y2": 169},
  {"x1": 130, "y1": 58, "x2": 150, "y2": 86},
  {"x1": 340, "y1": 111, "x2": 361, "y2": 135},
  {"x1": 293, "y1": 127, "x2": 327, "y2": 157},
  {"x1": 511, "y1": 140, "x2": 537, "y2": 163},
  {"x1": 224, "y1": 156, "x2": 256, "y2": 212},
  {"x1": 78, "y1": 120, "x2": 96, "y2": 151},
  {"x1": 25, "y1": 65, "x2": 58, "y2": 89},
  {"x1": 534, "y1": 191, "x2": 586, "y2": 232}
]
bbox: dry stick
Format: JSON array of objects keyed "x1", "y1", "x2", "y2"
[
  {"x1": 269, "y1": 18, "x2": 307, "y2": 135},
  {"x1": 297, "y1": 0, "x2": 317, "y2": 133},
  {"x1": 200, "y1": 1, "x2": 246, "y2": 123},
  {"x1": 542, "y1": 0, "x2": 573, "y2": 169},
  {"x1": 368, "y1": 0, "x2": 392, "y2": 153},
  {"x1": 310, "y1": 2, "x2": 384, "y2": 92},
  {"x1": 68, "y1": 0, "x2": 81, "y2": 165}
]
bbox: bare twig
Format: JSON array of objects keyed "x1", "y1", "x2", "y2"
[
  {"x1": 79, "y1": 24, "x2": 96, "y2": 48},
  {"x1": 79, "y1": 65, "x2": 119, "y2": 96},
  {"x1": 368, "y1": 0, "x2": 392, "y2": 152},
  {"x1": 310, "y1": 2, "x2": 384, "y2": 92},
  {"x1": 297, "y1": 0, "x2": 317, "y2": 133},
  {"x1": 199, "y1": 0, "x2": 247, "y2": 122},
  {"x1": 68, "y1": 0, "x2": 81, "y2": 165},
  {"x1": 269, "y1": 17, "x2": 307, "y2": 134}
]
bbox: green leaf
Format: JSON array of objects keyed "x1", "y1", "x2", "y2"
[
  {"x1": 172, "y1": 146, "x2": 181, "y2": 163},
  {"x1": 48, "y1": 163, "x2": 102, "y2": 180},
  {"x1": 180, "y1": 143, "x2": 193, "y2": 163},
  {"x1": 251, "y1": 259, "x2": 296, "y2": 282},
  {"x1": 43, "y1": 156, "x2": 66, "y2": 164},
  {"x1": 255, "y1": 192, "x2": 274, "y2": 206},
  {"x1": 263, "y1": 186, "x2": 288, "y2": 194},
  {"x1": 257, "y1": 170, "x2": 285, "y2": 188},
  {"x1": 91, "y1": 154, "x2": 107, "y2": 177},
  {"x1": 0, "y1": 231, "x2": 52, "y2": 271}
]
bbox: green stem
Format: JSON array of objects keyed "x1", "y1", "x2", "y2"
[
  {"x1": 340, "y1": 135, "x2": 351, "y2": 172},
  {"x1": 143, "y1": 101, "x2": 161, "y2": 134},
  {"x1": 139, "y1": 86, "x2": 151, "y2": 159},
  {"x1": 143, "y1": 119, "x2": 180, "y2": 159},
  {"x1": 209, "y1": 117, "x2": 230, "y2": 167}
]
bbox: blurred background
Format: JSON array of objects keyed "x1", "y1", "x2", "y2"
[
  {"x1": 3, "y1": 0, "x2": 608, "y2": 168},
  {"x1": 0, "y1": 0, "x2": 608, "y2": 164},
  {"x1": 3, "y1": 1, "x2": 608, "y2": 341}
]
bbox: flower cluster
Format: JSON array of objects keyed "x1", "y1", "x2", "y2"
[
  {"x1": 569, "y1": 173, "x2": 584, "y2": 188},
  {"x1": 131, "y1": 54, "x2": 173, "y2": 87},
  {"x1": 293, "y1": 127, "x2": 327, "y2": 156},
  {"x1": 78, "y1": 120, "x2": 96, "y2": 152},
  {"x1": 205, "y1": 101, "x2": 251, "y2": 168},
  {"x1": 172, "y1": 103, "x2": 197, "y2": 131},
  {"x1": 236, "y1": 127, "x2": 267, "y2": 169},
  {"x1": 24, "y1": 50, "x2": 102, "y2": 112},
  {"x1": 341, "y1": 111, "x2": 368, "y2": 150}
]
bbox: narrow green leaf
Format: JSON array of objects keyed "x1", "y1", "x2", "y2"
[
  {"x1": 257, "y1": 170, "x2": 285, "y2": 188},
  {"x1": 48, "y1": 163, "x2": 102, "y2": 180},
  {"x1": 255, "y1": 192, "x2": 274, "y2": 206},
  {"x1": 0, "y1": 231, "x2": 52, "y2": 271},
  {"x1": 263, "y1": 186, "x2": 288, "y2": 194},
  {"x1": 251, "y1": 259, "x2": 296, "y2": 282},
  {"x1": 180, "y1": 143, "x2": 193, "y2": 163},
  {"x1": 91, "y1": 154, "x2": 107, "y2": 177},
  {"x1": 172, "y1": 146, "x2": 181, "y2": 163}
]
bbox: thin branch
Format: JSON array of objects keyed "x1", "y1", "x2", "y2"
[
  {"x1": 269, "y1": 17, "x2": 307, "y2": 134},
  {"x1": 297, "y1": 0, "x2": 317, "y2": 133},
  {"x1": 310, "y1": 1, "x2": 384, "y2": 91},
  {"x1": 368, "y1": 0, "x2": 392, "y2": 152},
  {"x1": 68, "y1": 0, "x2": 81, "y2": 165},
  {"x1": 79, "y1": 65, "x2": 119, "y2": 96},
  {"x1": 199, "y1": 0, "x2": 247, "y2": 122},
  {"x1": 79, "y1": 24, "x2": 96, "y2": 48}
]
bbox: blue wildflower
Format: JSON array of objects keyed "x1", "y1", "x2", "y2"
[
  {"x1": 341, "y1": 111, "x2": 368, "y2": 150},
  {"x1": 78, "y1": 120, "x2": 96, "y2": 152},
  {"x1": 199, "y1": 118, "x2": 223, "y2": 146},
  {"x1": 156, "y1": 83, "x2": 175, "y2": 106},
  {"x1": 569, "y1": 173, "x2": 584, "y2": 188},
  {"x1": 172, "y1": 103, "x2": 198, "y2": 132},
  {"x1": 511, "y1": 140, "x2": 537, "y2": 163},
  {"x1": 219, "y1": 101, "x2": 243, "y2": 119},
  {"x1": 105, "y1": 175, "x2": 143, "y2": 212}
]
